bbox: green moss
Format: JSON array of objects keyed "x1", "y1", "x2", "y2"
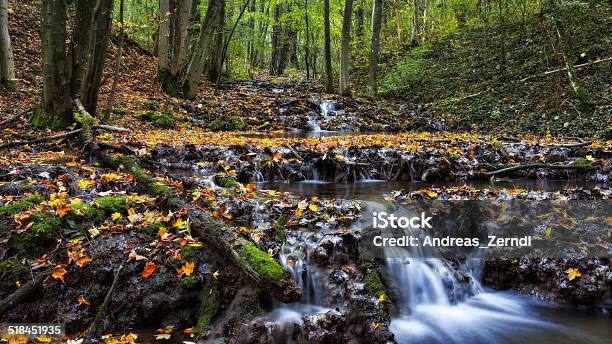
[
  {"x1": 210, "y1": 116, "x2": 245, "y2": 131},
  {"x1": 215, "y1": 177, "x2": 241, "y2": 188},
  {"x1": 274, "y1": 215, "x2": 287, "y2": 240},
  {"x1": 0, "y1": 257, "x2": 27, "y2": 279},
  {"x1": 0, "y1": 193, "x2": 43, "y2": 218},
  {"x1": 364, "y1": 271, "x2": 386, "y2": 297},
  {"x1": 9, "y1": 212, "x2": 62, "y2": 257},
  {"x1": 93, "y1": 196, "x2": 129, "y2": 214},
  {"x1": 180, "y1": 275, "x2": 201, "y2": 288},
  {"x1": 239, "y1": 243, "x2": 288, "y2": 285},
  {"x1": 181, "y1": 245, "x2": 202, "y2": 262},
  {"x1": 158, "y1": 68, "x2": 182, "y2": 98},
  {"x1": 137, "y1": 110, "x2": 178, "y2": 129},
  {"x1": 31, "y1": 107, "x2": 74, "y2": 130},
  {"x1": 572, "y1": 158, "x2": 594, "y2": 169},
  {"x1": 195, "y1": 284, "x2": 220, "y2": 332},
  {"x1": 67, "y1": 203, "x2": 105, "y2": 223}
]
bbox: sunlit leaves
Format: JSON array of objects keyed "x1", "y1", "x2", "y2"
[
  {"x1": 564, "y1": 268, "x2": 582, "y2": 281},
  {"x1": 141, "y1": 262, "x2": 156, "y2": 279}
]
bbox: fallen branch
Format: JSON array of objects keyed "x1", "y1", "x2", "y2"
[
  {"x1": 0, "y1": 108, "x2": 33, "y2": 128},
  {"x1": 284, "y1": 144, "x2": 303, "y2": 160},
  {"x1": 0, "y1": 125, "x2": 129, "y2": 150},
  {"x1": 87, "y1": 264, "x2": 124, "y2": 340},
  {"x1": 549, "y1": 141, "x2": 592, "y2": 148},
  {"x1": 520, "y1": 57, "x2": 612, "y2": 83},
  {"x1": 0, "y1": 269, "x2": 52, "y2": 316},
  {"x1": 486, "y1": 163, "x2": 594, "y2": 177}
]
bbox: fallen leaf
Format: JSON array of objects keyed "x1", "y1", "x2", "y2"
[
  {"x1": 142, "y1": 262, "x2": 156, "y2": 279},
  {"x1": 78, "y1": 295, "x2": 91, "y2": 305},
  {"x1": 52, "y1": 265, "x2": 66, "y2": 282},
  {"x1": 564, "y1": 268, "x2": 581, "y2": 281}
]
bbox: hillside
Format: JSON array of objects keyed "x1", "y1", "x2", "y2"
[{"x1": 379, "y1": 1, "x2": 611, "y2": 138}]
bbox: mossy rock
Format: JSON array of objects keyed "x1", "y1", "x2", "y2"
[
  {"x1": 9, "y1": 212, "x2": 62, "y2": 257},
  {"x1": 65, "y1": 203, "x2": 105, "y2": 223},
  {"x1": 215, "y1": 176, "x2": 241, "y2": 188},
  {"x1": 274, "y1": 215, "x2": 287, "y2": 241},
  {"x1": 0, "y1": 257, "x2": 27, "y2": 280},
  {"x1": 93, "y1": 196, "x2": 129, "y2": 214},
  {"x1": 137, "y1": 110, "x2": 178, "y2": 129},
  {"x1": 195, "y1": 284, "x2": 220, "y2": 332},
  {"x1": 210, "y1": 116, "x2": 245, "y2": 131},
  {"x1": 181, "y1": 244, "x2": 202, "y2": 262},
  {"x1": 364, "y1": 271, "x2": 386, "y2": 297},
  {"x1": 0, "y1": 193, "x2": 43, "y2": 218},
  {"x1": 239, "y1": 243, "x2": 288, "y2": 285}
]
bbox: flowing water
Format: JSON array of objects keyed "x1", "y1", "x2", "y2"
[{"x1": 255, "y1": 178, "x2": 611, "y2": 344}]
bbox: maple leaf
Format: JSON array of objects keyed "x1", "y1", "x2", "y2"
[
  {"x1": 56, "y1": 203, "x2": 72, "y2": 218},
  {"x1": 308, "y1": 204, "x2": 318, "y2": 212},
  {"x1": 51, "y1": 265, "x2": 66, "y2": 282},
  {"x1": 585, "y1": 155, "x2": 595, "y2": 162},
  {"x1": 564, "y1": 268, "x2": 582, "y2": 281},
  {"x1": 377, "y1": 294, "x2": 385, "y2": 303},
  {"x1": 77, "y1": 179, "x2": 95, "y2": 189},
  {"x1": 177, "y1": 261, "x2": 195, "y2": 278},
  {"x1": 142, "y1": 261, "x2": 156, "y2": 279},
  {"x1": 78, "y1": 295, "x2": 91, "y2": 305},
  {"x1": 111, "y1": 212, "x2": 122, "y2": 221}
]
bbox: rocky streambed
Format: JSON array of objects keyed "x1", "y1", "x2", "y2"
[{"x1": 0, "y1": 136, "x2": 610, "y2": 343}]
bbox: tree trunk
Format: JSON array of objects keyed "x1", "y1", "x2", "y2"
[
  {"x1": 37, "y1": 0, "x2": 73, "y2": 129},
  {"x1": 411, "y1": 0, "x2": 420, "y2": 44},
  {"x1": 304, "y1": 0, "x2": 310, "y2": 79},
  {"x1": 269, "y1": 3, "x2": 281, "y2": 75},
  {"x1": 182, "y1": 0, "x2": 224, "y2": 99},
  {"x1": 368, "y1": 0, "x2": 383, "y2": 98},
  {"x1": 73, "y1": 0, "x2": 114, "y2": 115},
  {"x1": 0, "y1": 0, "x2": 16, "y2": 91},
  {"x1": 394, "y1": 0, "x2": 404, "y2": 44},
  {"x1": 157, "y1": 0, "x2": 194, "y2": 97},
  {"x1": 323, "y1": 0, "x2": 332, "y2": 92},
  {"x1": 208, "y1": 0, "x2": 225, "y2": 82},
  {"x1": 339, "y1": 0, "x2": 354, "y2": 96},
  {"x1": 104, "y1": 0, "x2": 126, "y2": 120}
]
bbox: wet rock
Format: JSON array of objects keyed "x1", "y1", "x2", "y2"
[
  {"x1": 303, "y1": 309, "x2": 346, "y2": 343},
  {"x1": 346, "y1": 294, "x2": 395, "y2": 343}
]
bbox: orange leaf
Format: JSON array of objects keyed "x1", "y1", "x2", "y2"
[
  {"x1": 51, "y1": 265, "x2": 66, "y2": 282},
  {"x1": 78, "y1": 295, "x2": 91, "y2": 305},
  {"x1": 176, "y1": 261, "x2": 195, "y2": 278},
  {"x1": 142, "y1": 262, "x2": 156, "y2": 279},
  {"x1": 76, "y1": 255, "x2": 93, "y2": 267}
]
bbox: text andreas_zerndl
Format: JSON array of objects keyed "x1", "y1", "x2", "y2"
[{"x1": 371, "y1": 211, "x2": 532, "y2": 248}]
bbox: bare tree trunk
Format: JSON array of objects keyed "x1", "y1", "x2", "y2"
[
  {"x1": 323, "y1": 0, "x2": 333, "y2": 92},
  {"x1": 37, "y1": 0, "x2": 73, "y2": 129},
  {"x1": 208, "y1": 0, "x2": 225, "y2": 82},
  {"x1": 269, "y1": 3, "x2": 281, "y2": 75},
  {"x1": 182, "y1": 0, "x2": 224, "y2": 99},
  {"x1": 304, "y1": 0, "x2": 310, "y2": 79},
  {"x1": 368, "y1": 0, "x2": 383, "y2": 98},
  {"x1": 214, "y1": 0, "x2": 251, "y2": 91},
  {"x1": 394, "y1": 0, "x2": 404, "y2": 44},
  {"x1": 339, "y1": 0, "x2": 354, "y2": 96},
  {"x1": 104, "y1": 0, "x2": 126, "y2": 120},
  {"x1": 0, "y1": 0, "x2": 16, "y2": 91},
  {"x1": 411, "y1": 0, "x2": 420, "y2": 44}
]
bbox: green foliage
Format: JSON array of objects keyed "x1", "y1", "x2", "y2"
[
  {"x1": 0, "y1": 193, "x2": 43, "y2": 219},
  {"x1": 0, "y1": 257, "x2": 27, "y2": 280},
  {"x1": 66, "y1": 203, "x2": 105, "y2": 223},
  {"x1": 181, "y1": 245, "x2": 202, "y2": 262},
  {"x1": 210, "y1": 116, "x2": 246, "y2": 131},
  {"x1": 240, "y1": 243, "x2": 288, "y2": 285},
  {"x1": 137, "y1": 110, "x2": 178, "y2": 129},
  {"x1": 364, "y1": 271, "x2": 386, "y2": 297}
]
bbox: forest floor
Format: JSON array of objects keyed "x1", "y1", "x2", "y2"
[{"x1": 0, "y1": 1, "x2": 611, "y2": 344}]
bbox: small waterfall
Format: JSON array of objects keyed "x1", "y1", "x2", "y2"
[
  {"x1": 320, "y1": 100, "x2": 336, "y2": 121},
  {"x1": 280, "y1": 242, "x2": 326, "y2": 306},
  {"x1": 307, "y1": 114, "x2": 322, "y2": 131}
]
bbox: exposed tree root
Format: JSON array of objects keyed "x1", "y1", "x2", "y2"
[{"x1": 0, "y1": 125, "x2": 129, "y2": 150}]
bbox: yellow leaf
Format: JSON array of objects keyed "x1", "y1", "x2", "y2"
[
  {"x1": 308, "y1": 204, "x2": 318, "y2": 212},
  {"x1": 585, "y1": 155, "x2": 595, "y2": 162},
  {"x1": 77, "y1": 179, "x2": 95, "y2": 189},
  {"x1": 377, "y1": 294, "x2": 385, "y2": 303},
  {"x1": 564, "y1": 268, "x2": 581, "y2": 281},
  {"x1": 177, "y1": 261, "x2": 195, "y2": 278},
  {"x1": 111, "y1": 212, "x2": 122, "y2": 221},
  {"x1": 173, "y1": 218, "x2": 185, "y2": 228}
]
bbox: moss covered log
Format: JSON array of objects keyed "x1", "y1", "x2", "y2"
[{"x1": 96, "y1": 152, "x2": 299, "y2": 296}]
